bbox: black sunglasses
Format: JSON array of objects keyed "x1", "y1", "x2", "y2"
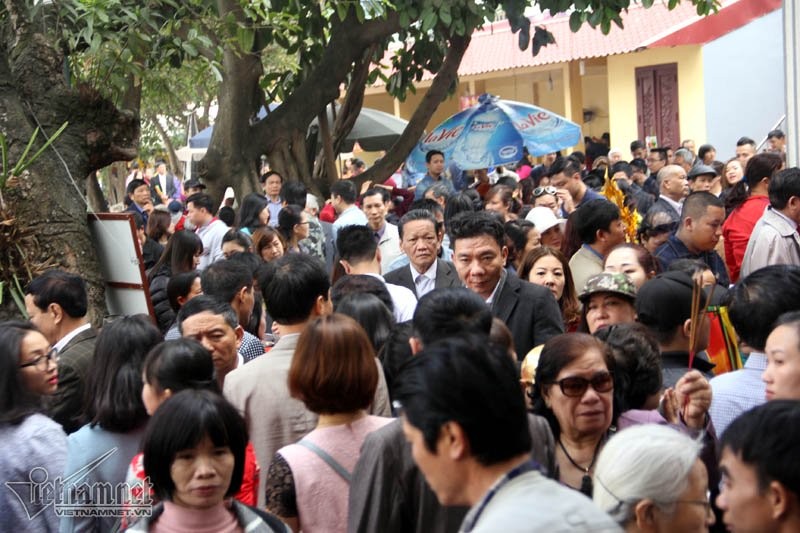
[
  {"x1": 533, "y1": 186, "x2": 557, "y2": 197},
  {"x1": 549, "y1": 371, "x2": 614, "y2": 398}
]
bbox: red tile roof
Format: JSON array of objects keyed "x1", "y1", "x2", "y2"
[{"x1": 399, "y1": 0, "x2": 779, "y2": 82}]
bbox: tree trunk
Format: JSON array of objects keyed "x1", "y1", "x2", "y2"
[
  {"x1": 86, "y1": 172, "x2": 109, "y2": 213},
  {"x1": 150, "y1": 113, "x2": 184, "y2": 180},
  {"x1": 0, "y1": 0, "x2": 139, "y2": 323},
  {"x1": 201, "y1": 6, "x2": 402, "y2": 200}
]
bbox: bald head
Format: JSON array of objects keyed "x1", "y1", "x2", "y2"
[{"x1": 658, "y1": 165, "x2": 689, "y2": 202}]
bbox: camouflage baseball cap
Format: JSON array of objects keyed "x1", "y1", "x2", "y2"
[{"x1": 579, "y1": 272, "x2": 637, "y2": 303}]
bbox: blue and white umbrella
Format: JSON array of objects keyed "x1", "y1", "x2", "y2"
[{"x1": 407, "y1": 93, "x2": 582, "y2": 172}]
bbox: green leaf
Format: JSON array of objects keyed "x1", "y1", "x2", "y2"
[
  {"x1": 399, "y1": 10, "x2": 410, "y2": 28},
  {"x1": 641, "y1": 0, "x2": 654, "y2": 7},
  {"x1": 237, "y1": 27, "x2": 255, "y2": 52},
  {"x1": 518, "y1": 25, "x2": 530, "y2": 51},
  {"x1": 421, "y1": 10, "x2": 438, "y2": 32},
  {"x1": 588, "y1": 9, "x2": 602, "y2": 27},
  {"x1": 569, "y1": 11, "x2": 583, "y2": 33},
  {"x1": 439, "y1": 4, "x2": 452, "y2": 27},
  {"x1": 182, "y1": 42, "x2": 198, "y2": 57},
  {"x1": 336, "y1": 2, "x2": 348, "y2": 21}
]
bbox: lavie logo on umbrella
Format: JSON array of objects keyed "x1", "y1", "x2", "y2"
[
  {"x1": 515, "y1": 111, "x2": 552, "y2": 130},
  {"x1": 407, "y1": 93, "x2": 581, "y2": 173},
  {"x1": 422, "y1": 126, "x2": 464, "y2": 145}
]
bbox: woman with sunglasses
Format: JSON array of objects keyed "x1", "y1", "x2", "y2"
[
  {"x1": 530, "y1": 333, "x2": 618, "y2": 497},
  {"x1": 0, "y1": 321, "x2": 65, "y2": 531},
  {"x1": 532, "y1": 185, "x2": 567, "y2": 218}
]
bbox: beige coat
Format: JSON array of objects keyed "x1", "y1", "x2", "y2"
[{"x1": 740, "y1": 206, "x2": 800, "y2": 278}]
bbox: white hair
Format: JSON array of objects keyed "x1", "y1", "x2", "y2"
[{"x1": 593, "y1": 424, "x2": 703, "y2": 525}]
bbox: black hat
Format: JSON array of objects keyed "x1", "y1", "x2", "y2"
[
  {"x1": 687, "y1": 164, "x2": 718, "y2": 180},
  {"x1": 636, "y1": 271, "x2": 707, "y2": 332},
  {"x1": 184, "y1": 179, "x2": 206, "y2": 190}
]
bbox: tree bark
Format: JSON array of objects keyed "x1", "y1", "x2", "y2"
[
  {"x1": 0, "y1": 0, "x2": 139, "y2": 323},
  {"x1": 200, "y1": 0, "x2": 265, "y2": 203},
  {"x1": 201, "y1": 6, "x2": 402, "y2": 199}
]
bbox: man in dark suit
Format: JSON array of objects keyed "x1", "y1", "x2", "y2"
[
  {"x1": 384, "y1": 209, "x2": 461, "y2": 299},
  {"x1": 24, "y1": 270, "x2": 98, "y2": 433},
  {"x1": 449, "y1": 211, "x2": 564, "y2": 359}
]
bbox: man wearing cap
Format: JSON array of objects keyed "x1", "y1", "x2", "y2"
[
  {"x1": 740, "y1": 168, "x2": 800, "y2": 277},
  {"x1": 449, "y1": 211, "x2": 564, "y2": 358},
  {"x1": 578, "y1": 272, "x2": 637, "y2": 335},
  {"x1": 568, "y1": 199, "x2": 626, "y2": 292},
  {"x1": 645, "y1": 165, "x2": 688, "y2": 225},
  {"x1": 687, "y1": 164, "x2": 718, "y2": 193},
  {"x1": 525, "y1": 206, "x2": 564, "y2": 251},
  {"x1": 636, "y1": 270, "x2": 715, "y2": 387},
  {"x1": 655, "y1": 191, "x2": 729, "y2": 286},
  {"x1": 150, "y1": 160, "x2": 182, "y2": 206}
]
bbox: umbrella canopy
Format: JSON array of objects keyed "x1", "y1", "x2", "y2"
[
  {"x1": 311, "y1": 105, "x2": 409, "y2": 152},
  {"x1": 407, "y1": 94, "x2": 581, "y2": 173},
  {"x1": 189, "y1": 104, "x2": 408, "y2": 153}
]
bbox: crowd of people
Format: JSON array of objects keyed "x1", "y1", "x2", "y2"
[{"x1": 2, "y1": 130, "x2": 800, "y2": 533}]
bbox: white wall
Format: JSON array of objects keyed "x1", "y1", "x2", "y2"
[{"x1": 703, "y1": 9, "x2": 785, "y2": 160}]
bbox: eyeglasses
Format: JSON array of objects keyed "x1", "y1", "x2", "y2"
[
  {"x1": 533, "y1": 186, "x2": 557, "y2": 197},
  {"x1": 668, "y1": 490, "x2": 712, "y2": 513},
  {"x1": 549, "y1": 371, "x2": 613, "y2": 397},
  {"x1": 19, "y1": 348, "x2": 59, "y2": 371}
]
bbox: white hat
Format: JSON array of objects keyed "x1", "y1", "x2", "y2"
[{"x1": 525, "y1": 206, "x2": 561, "y2": 233}]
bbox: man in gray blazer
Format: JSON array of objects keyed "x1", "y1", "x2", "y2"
[
  {"x1": 741, "y1": 167, "x2": 800, "y2": 277},
  {"x1": 384, "y1": 210, "x2": 461, "y2": 299},
  {"x1": 224, "y1": 254, "x2": 391, "y2": 507},
  {"x1": 24, "y1": 270, "x2": 98, "y2": 434},
  {"x1": 449, "y1": 211, "x2": 564, "y2": 359}
]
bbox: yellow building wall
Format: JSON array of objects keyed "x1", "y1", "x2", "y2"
[
  {"x1": 581, "y1": 71, "x2": 610, "y2": 140},
  {"x1": 607, "y1": 45, "x2": 706, "y2": 149}
]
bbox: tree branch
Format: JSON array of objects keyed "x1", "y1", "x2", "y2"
[
  {"x1": 251, "y1": 10, "x2": 400, "y2": 151},
  {"x1": 354, "y1": 33, "x2": 472, "y2": 188}
]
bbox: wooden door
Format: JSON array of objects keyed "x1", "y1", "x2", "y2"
[{"x1": 636, "y1": 63, "x2": 679, "y2": 149}]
